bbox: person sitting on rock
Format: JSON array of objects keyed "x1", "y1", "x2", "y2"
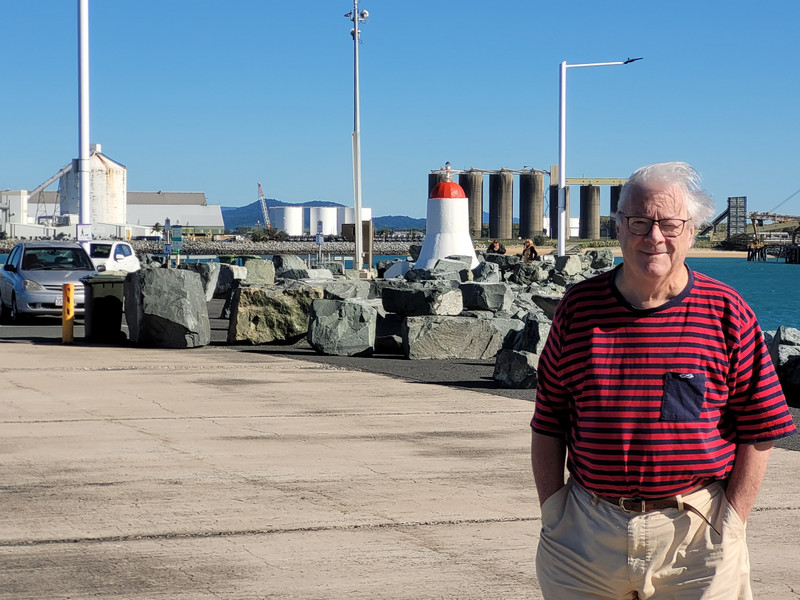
[
  {"x1": 520, "y1": 239, "x2": 539, "y2": 263},
  {"x1": 486, "y1": 240, "x2": 506, "y2": 254}
]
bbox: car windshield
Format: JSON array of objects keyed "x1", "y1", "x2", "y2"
[{"x1": 22, "y1": 248, "x2": 95, "y2": 271}]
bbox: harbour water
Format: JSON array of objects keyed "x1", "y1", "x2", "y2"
[{"x1": 682, "y1": 257, "x2": 798, "y2": 333}]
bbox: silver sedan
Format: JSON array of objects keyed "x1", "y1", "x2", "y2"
[{"x1": 0, "y1": 241, "x2": 98, "y2": 322}]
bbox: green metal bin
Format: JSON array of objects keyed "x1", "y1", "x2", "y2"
[{"x1": 81, "y1": 274, "x2": 127, "y2": 343}]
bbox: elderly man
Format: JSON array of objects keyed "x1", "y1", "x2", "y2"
[{"x1": 531, "y1": 162, "x2": 796, "y2": 599}]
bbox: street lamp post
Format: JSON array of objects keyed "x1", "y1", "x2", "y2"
[
  {"x1": 346, "y1": 1, "x2": 369, "y2": 271},
  {"x1": 557, "y1": 57, "x2": 642, "y2": 256},
  {"x1": 78, "y1": 0, "x2": 91, "y2": 249}
]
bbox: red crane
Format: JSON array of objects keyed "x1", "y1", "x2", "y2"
[{"x1": 257, "y1": 183, "x2": 271, "y2": 229}]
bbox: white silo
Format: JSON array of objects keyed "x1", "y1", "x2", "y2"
[
  {"x1": 283, "y1": 206, "x2": 303, "y2": 236},
  {"x1": 270, "y1": 206, "x2": 303, "y2": 236},
  {"x1": 270, "y1": 207, "x2": 287, "y2": 232},
  {"x1": 309, "y1": 206, "x2": 339, "y2": 235},
  {"x1": 59, "y1": 145, "x2": 126, "y2": 225},
  {"x1": 337, "y1": 207, "x2": 355, "y2": 235}
]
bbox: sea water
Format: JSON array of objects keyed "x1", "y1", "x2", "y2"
[
  {"x1": 683, "y1": 257, "x2": 799, "y2": 333},
  {"x1": 607, "y1": 256, "x2": 797, "y2": 332}
]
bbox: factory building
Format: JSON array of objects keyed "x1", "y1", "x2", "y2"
[{"x1": 0, "y1": 146, "x2": 224, "y2": 239}]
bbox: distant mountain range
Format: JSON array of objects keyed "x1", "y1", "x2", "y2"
[
  {"x1": 221, "y1": 200, "x2": 426, "y2": 232},
  {"x1": 220, "y1": 201, "x2": 518, "y2": 232}
]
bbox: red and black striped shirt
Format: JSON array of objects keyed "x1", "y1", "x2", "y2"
[{"x1": 531, "y1": 265, "x2": 796, "y2": 498}]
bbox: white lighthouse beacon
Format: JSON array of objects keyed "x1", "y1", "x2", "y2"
[{"x1": 413, "y1": 171, "x2": 479, "y2": 271}]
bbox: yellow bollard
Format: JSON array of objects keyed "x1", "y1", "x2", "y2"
[{"x1": 62, "y1": 283, "x2": 74, "y2": 344}]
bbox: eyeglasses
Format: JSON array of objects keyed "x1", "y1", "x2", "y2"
[{"x1": 621, "y1": 215, "x2": 691, "y2": 237}]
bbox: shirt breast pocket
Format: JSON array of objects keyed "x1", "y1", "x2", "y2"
[{"x1": 660, "y1": 372, "x2": 707, "y2": 421}]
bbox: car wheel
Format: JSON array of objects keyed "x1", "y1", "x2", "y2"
[
  {"x1": 10, "y1": 293, "x2": 25, "y2": 324},
  {"x1": 0, "y1": 296, "x2": 10, "y2": 324}
]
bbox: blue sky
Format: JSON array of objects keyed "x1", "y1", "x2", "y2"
[{"x1": 2, "y1": 1, "x2": 799, "y2": 219}]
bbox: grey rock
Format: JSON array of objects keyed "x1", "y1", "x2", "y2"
[
  {"x1": 460, "y1": 282, "x2": 515, "y2": 313},
  {"x1": 242, "y1": 258, "x2": 276, "y2": 285},
  {"x1": 370, "y1": 278, "x2": 414, "y2": 300},
  {"x1": 510, "y1": 262, "x2": 548, "y2": 285},
  {"x1": 490, "y1": 318, "x2": 526, "y2": 349},
  {"x1": 178, "y1": 261, "x2": 221, "y2": 301},
  {"x1": 483, "y1": 253, "x2": 521, "y2": 272},
  {"x1": 271, "y1": 254, "x2": 307, "y2": 274},
  {"x1": 554, "y1": 255, "x2": 583, "y2": 276},
  {"x1": 307, "y1": 298, "x2": 378, "y2": 357},
  {"x1": 529, "y1": 290, "x2": 564, "y2": 320},
  {"x1": 768, "y1": 326, "x2": 800, "y2": 387},
  {"x1": 513, "y1": 315, "x2": 552, "y2": 354},
  {"x1": 214, "y1": 263, "x2": 247, "y2": 299},
  {"x1": 315, "y1": 260, "x2": 346, "y2": 275},
  {"x1": 342, "y1": 269, "x2": 363, "y2": 281},
  {"x1": 303, "y1": 268, "x2": 335, "y2": 280},
  {"x1": 227, "y1": 283, "x2": 323, "y2": 344},
  {"x1": 406, "y1": 258, "x2": 471, "y2": 282},
  {"x1": 124, "y1": 268, "x2": 211, "y2": 348},
  {"x1": 585, "y1": 249, "x2": 615, "y2": 270},
  {"x1": 382, "y1": 284, "x2": 463, "y2": 316},
  {"x1": 402, "y1": 315, "x2": 506, "y2": 360},
  {"x1": 320, "y1": 280, "x2": 371, "y2": 300},
  {"x1": 279, "y1": 268, "x2": 311, "y2": 280},
  {"x1": 493, "y1": 349, "x2": 539, "y2": 389},
  {"x1": 444, "y1": 255, "x2": 474, "y2": 269},
  {"x1": 461, "y1": 310, "x2": 496, "y2": 320},
  {"x1": 472, "y1": 260, "x2": 502, "y2": 283}
]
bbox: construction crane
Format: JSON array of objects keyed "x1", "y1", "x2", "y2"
[{"x1": 257, "y1": 183, "x2": 271, "y2": 229}]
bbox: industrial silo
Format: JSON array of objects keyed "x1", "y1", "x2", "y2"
[
  {"x1": 337, "y1": 207, "x2": 355, "y2": 235},
  {"x1": 519, "y1": 171, "x2": 544, "y2": 238},
  {"x1": 308, "y1": 206, "x2": 339, "y2": 235},
  {"x1": 489, "y1": 170, "x2": 513, "y2": 239},
  {"x1": 283, "y1": 206, "x2": 303, "y2": 236},
  {"x1": 458, "y1": 170, "x2": 484, "y2": 239},
  {"x1": 271, "y1": 206, "x2": 303, "y2": 236},
  {"x1": 59, "y1": 145, "x2": 127, "y2": 225}
]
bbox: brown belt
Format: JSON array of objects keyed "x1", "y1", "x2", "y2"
[
  {"x1": 615, "y1": 497, "x2": 684, "y2": 513},
  {"x1": 592, "y1": 481, "x2": 720, "y2": 535}
]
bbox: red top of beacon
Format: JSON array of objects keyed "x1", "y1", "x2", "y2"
[{"x1": 430, "y1": 181, "x2": 466, "y2": 199}]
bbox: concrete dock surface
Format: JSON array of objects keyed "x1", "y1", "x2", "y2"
[{"x1": 1, "y1": 341, "x2": 798, "y2": 599}]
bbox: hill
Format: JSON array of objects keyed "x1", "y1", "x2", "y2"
[
  {"x1": 373, "y1": 215, "x2": 426, "y2": 231},
  {"x1": 221, "y1": 201, "x2": 426, "y2": 232}
]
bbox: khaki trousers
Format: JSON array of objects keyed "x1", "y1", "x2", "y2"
[{"x1": 536, "y1": 480, "x2": 751, "y2": 600}]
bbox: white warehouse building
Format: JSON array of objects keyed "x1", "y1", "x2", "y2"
[
  {"x1": 1, "y1": 145, "x2": 371, "y2": 240},
  {"x1": 0, "y1": 146, "x2": 224, "y2": 239}
]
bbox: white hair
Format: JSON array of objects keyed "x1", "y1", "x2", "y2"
[{"x1": 616, "y1": 162, "x2": 716, "y2": 226}]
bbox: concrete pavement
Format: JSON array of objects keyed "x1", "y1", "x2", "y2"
[{"x1": 1, "y1": 340, "x2": 798, "y2": 599}]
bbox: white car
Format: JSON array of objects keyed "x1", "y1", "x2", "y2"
[{"x1": 87, "y1": 241, "x2": 141, "y2": 273}]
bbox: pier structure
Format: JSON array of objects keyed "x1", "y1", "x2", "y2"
[{"x1": 429, "y1": 165, "x2": 626, "y2": 241}]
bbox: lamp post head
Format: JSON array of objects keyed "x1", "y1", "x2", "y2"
[{"x1": 624, "y1": 57, "x2": 643, "y2": 64}]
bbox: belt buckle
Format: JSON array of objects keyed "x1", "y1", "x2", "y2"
[{"x1": 618, "y1": 497, "x2": 646, "y2": 513}]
